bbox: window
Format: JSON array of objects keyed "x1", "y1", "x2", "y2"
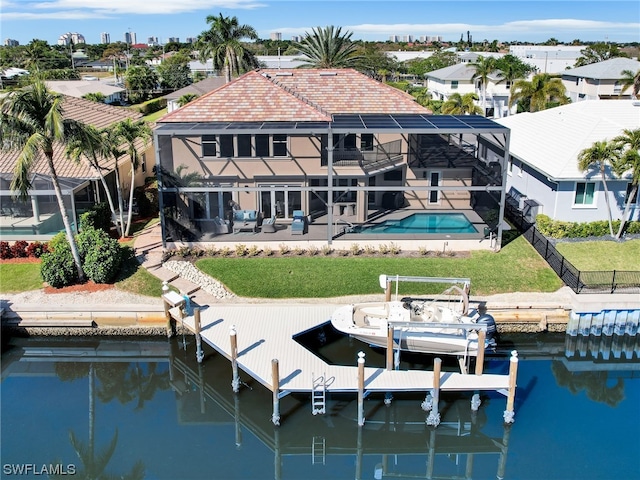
[
  {"x1": 256, "y1": 135, "x2": 269, "y2": 157},
  {"x1": 451, "y1": 80, "x2": 458, "y2": 89},
  {"x1": 140, "y1": 153, "x2": 146, "y2": 173},
  {"x1": 202, "y1": 135, "x2": 217, "y2": 157},
  {"x1": 429, "y1": 171, "x2": 440, "y2": 204},
  {"x1": 574, "y1": 182, "x2": 595, "y2": 205},
  {"x1": 219, "y1": 135, "x2": 234, "y2": 157},
  {"x1": 237, "y1": 134, "x2": 252, "y2": 157},
  {"x1": 507, "y1": 159, "x2": 513, "y2": 175},
  {"x1": 361, "y1": 134, "x2": 374, "y2": 151},
  {"x1": 273, "y1": 134, "x2": 288, "y2": 156}
]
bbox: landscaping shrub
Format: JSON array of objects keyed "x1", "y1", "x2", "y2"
[
  {"x1": 134, "y1": 97, "x2": 167, "y2": 115},
  {"x1": 76, "y1": 227, "x2": 123, "y2": 283},
  {"x1": 536, "y1": 214, "x2": 640, "y2": 239},
  {"x1": 41, "y1": 239, "x2": 78, "y2": 287},
  {"x1": 0, "y1": 241, "x2": 12, "y2": 259},
  {"x1": 79, "y1": 203, "x2": 112, "y2": 232},
  {"x1": 10, "y1": 240, "x2": 28, "y2": 258},
  {"x1": 26, "y1": 241, "x2": 49, "y2": 258}
]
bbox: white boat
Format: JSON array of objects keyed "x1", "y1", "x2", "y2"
[{"x1": 330, "y1": 275, "x2": 497, "y2": 357}]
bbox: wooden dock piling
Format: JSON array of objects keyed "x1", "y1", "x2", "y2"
[
  {"x1": 503, "y1": 351, "x2": 519, "y2": 424},
  {"x1": 357, "y1": 352, "x2": 365, "y2": 426},
  {"x1": 386, "y1": 325, "x2": 394, "y2": 371},
  {"x1": 194, "y1": 308, "x2": 204, "y2": 363},
  {"x1": 230, "y1": 325, "x2": 240, "y2": 392},
  {"x1": 426, "y1": 358, "x2": 442, "y2": 427},
  {"x1": 475, "y1": 329, "x2": 486, "y2": 375},
  {"x1": 272, "y1": 359, "x2": 280, "y2": 426}
]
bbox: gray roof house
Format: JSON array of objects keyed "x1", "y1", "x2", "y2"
[
  {"x1": 479, "y1": 100, "x2": 640, "y2": 224},
  {"x1": 45, "y1": 80, "x2": 125, "y2": 104},
  {"x1": 164, "y1": 77, "x2": 227, "y2": 112},
  {"x1": 561, "y1": 57, "x2": 640, "y2": 102}
]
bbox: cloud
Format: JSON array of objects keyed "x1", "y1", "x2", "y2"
[{"x1": 0, "y1": 0, "x2": 266, "y2": 19}]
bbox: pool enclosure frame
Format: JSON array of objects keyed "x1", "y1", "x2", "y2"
[{"x1": 154, "y1": 114, "x2": 511, "y2": 250}]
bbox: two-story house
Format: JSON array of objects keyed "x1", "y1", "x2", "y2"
[
  {"x1": 561, "y1": 57, "x2": 640, "y2": 102},
  {"x1": 154, "y1": 68, "x2": 511, "y2": 251}
]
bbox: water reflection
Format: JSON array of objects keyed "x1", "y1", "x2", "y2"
[{"x1": 1, "y1": 333, "x2": 639, "y2": 480}]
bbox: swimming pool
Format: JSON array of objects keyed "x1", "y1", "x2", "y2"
[{"x1": 354, "y1": 212, "x2": 478, "y2": 234}]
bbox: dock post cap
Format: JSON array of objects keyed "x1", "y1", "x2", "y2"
[
  {"x1": 510, "y1": 350, "x2": 518, "y2": 360},
  {"x1": 162, "y1": 281, "x2": 169, "y2": 293},
  {"x1": 230, "y1": 325, "x2": 237, "y2": 335},
  {"x1": 358, "y1": 351, "x2": 365, "y2": 362}
]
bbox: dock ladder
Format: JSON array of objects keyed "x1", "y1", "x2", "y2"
[
  {"x1": 311, "y1": 373, "x2": 327, "y2": 415},
  {"x1": 312, "y1": 436, "x2": 326, "y2": 465}
]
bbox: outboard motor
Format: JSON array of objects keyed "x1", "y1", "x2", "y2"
[{"x1": 476, "y1": 314, "x2": 497, "y2": 346}]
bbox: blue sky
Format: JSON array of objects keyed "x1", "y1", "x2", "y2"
[{"x1": 1, "y1": 0, "x2": 639, "y2": 46}]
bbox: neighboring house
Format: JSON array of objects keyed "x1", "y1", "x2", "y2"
[
  {"x1": 425, "y1": 63, "x2": 512, "y2": 117},
  {"x1": 480, "y1": 100, "x2": 640, "y2": 224},
  {"x1": 164, "y1": 77, "x2": 226, "y2": 113},
  {"x1": 561, "y1": 58, "x2": 640, "y2": 102},
  {"x1": 154, "y1": 68, "x2": 510, "y2": 250},
  {"x1": 45, "y1": 80, "x2": 126, "y2": 104},
  {"x1": 256, "y1": 55, "x2": 305, "y2": 69},
  {"x1": 509, "y1": 45, "x2": 584, "y2": 74},
  {"x1": 0, "y1": 96, "x2": 154, "y2": 240}
]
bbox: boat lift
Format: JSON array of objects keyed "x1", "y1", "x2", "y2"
[{"x1": 379, "y1": 274, "x2": 471, "y2": 315}]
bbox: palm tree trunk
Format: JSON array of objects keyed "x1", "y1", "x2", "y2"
[
  {"x1": 125, "y1": 163, "x2": 136, "y2": 236},
  {"x1": 615, "y1": 185, "x2": 637, "y2": 239},
  {"x1": 114, "y1": 164, "x2": 125, "y2": 238},
  {"x1": 600, "y1": 169, "x2": 615, "y2": 238},
  {"x1": 93, "y1": 166, "x2": 121, "y2": 236},
  {"x1": 46, "y1": 154, "x2": 85, "y2": 280}
]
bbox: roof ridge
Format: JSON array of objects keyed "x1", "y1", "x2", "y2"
[{"x1": 261, "y1": 71, "x2": 332, "y2": 118}]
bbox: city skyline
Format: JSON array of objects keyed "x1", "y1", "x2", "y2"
[{"x1": 1, "y1": 0, "x2": 639, "y2": 46}]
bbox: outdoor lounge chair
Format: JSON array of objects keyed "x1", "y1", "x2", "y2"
[
  {"x1": 290, "y1": 210, "x2": 306, "y2": 235},
  {"x1": 261, "y1": 215, "x2": 277, "y2": 233}
]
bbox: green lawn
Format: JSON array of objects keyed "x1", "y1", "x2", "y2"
[
  {"x1": 555, "y1": 239, "x2": 640, "y2": 271},
  {"x1": 143, "y1": 108, "x2": 167, "y2": 123},
  {"x1": 0, "y1": 263, "x2": 43, "y2": 293},
  {"x1": 196, "y1": 236, "x2": 563, "y2": 298}
]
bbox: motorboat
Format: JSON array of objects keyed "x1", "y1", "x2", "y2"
[{"x1": 330, "y1": 275, "x2": 497, "y2": 357}]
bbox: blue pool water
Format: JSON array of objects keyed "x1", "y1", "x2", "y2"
[{"x1": 355, "y1": 213, "x2": 478, "y2": 234}]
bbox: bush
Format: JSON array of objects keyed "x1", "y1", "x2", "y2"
[
  {"x1": 47, "y1": 232, "x2": 69, "y2": 252},
  {"x1": 0, "y1": 241, "x2": 12, "y2": 259},
  {"x1": 26, "y1": 241, "x2": 49, "y2": 258},
  {"x1": 10, "y1": 240, "x2": 28, "y2": 258},
  {"x1": 134, "y1": 97, "x2": 167, "y2": 115},
  {"x1": 76, "y1": 227, "x2": 123, "y2": 283},
  {"x1": 535, "y1": 214, "x2": 640, "y2": 239},
  {"x1": 79, "y1": 203, "x2": 112, "y2": 232},
  {"x1": 41, "y1": 239, "x2": 78, "y2": 288}
]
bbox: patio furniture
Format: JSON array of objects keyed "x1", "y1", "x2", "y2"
[
  {"x1": 290, "y1": 210, "x2": 307, "y2": 235},
  {"x1": 233, "y1": 210, "x2": 259, "y2": 233},
  {"x1": 261, "y1": 215, "x2": 277, "y2": 233}
]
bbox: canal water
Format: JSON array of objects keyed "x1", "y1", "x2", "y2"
[{"x1": 1, "y1": 332, "x2": 639, "y2": 480}]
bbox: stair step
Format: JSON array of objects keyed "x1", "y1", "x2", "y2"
[
  {"x1": 170, "y1": 277, "x2": 201, "y2": 296},
  {"x1": 146, "y1": 266, "x2": 179, "y2": 282}
]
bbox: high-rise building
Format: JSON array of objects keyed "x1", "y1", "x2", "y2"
[
  {"x1": 124, "y1": 31, "x2": 137, "y2": 45},
  {"x1": 57, "y1": 32, "x2": 86, "y2": 46},
  {"x1": 147, "y1": 36, "x2": 159, "y2": 46},
  {"x1": 270, "y1": 32, "x2": 282, "y2": 41},
  {"x1": 168, "y1": 37, "x2": 180, "y2": 44},
  {"x1": 186, "y1": 37, "x2": 196, "y2": 44},
  {"x1": 101, "y1": 32, "x2": 110, "y2": 44},
  {"x1": 291, "y1": 35, "x2": 301, "y2": 42},
  {"x1": 4, "y1": 38, "x2": 19, "y2": 46},
  {"x1": 389, "y1": 35, "x2": 399, "y2": 42}
]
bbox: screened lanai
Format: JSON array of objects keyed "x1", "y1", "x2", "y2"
[{"x1": 153, "y1": 113, "x2": 511, "y2": 251}]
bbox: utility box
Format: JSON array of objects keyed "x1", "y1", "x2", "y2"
[{"x1": 523, "y1": 199, "x2": 541, "y2": 222}]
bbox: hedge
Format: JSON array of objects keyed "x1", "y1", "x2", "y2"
[{"x1": 536, "y1": 214, "x2": 640, "y2": 239}]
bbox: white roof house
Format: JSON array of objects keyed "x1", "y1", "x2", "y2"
[
  {"x1": 483, "y1": 100, "x2": 640, "y2": 223},
  {"x1": 561, "y1": 57, "x2": 640, "y2": 102},
  {"x1": 45, "y1": 80, "x2": 125, "y2": 104}
]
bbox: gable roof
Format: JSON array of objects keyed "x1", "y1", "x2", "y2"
[
  {"x1": 425, "y1": 63, "x2": 500, "y2": 82},
  {"x1": 164, "y1": 77, "x2": 227, "y2": 101},
  {"x1": 0, "y1": 95, "x2": 143, "y2": 180},
  {"x1": 562, "y1": 57, "x2": 640, "y2": 80},
  {"x1": 495, "y1": 100, "x2": 640, "y2": 180},
  {"x1": 159, "y1": 68, "x2": 429, "y2": 123},
  {"x1": 45, "y1": 80, "x2": 125, "y2": 99}
]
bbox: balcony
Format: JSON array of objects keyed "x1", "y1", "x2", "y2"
[{"x1": 323, "y1": 139, "x2": 404, "y2": 172}]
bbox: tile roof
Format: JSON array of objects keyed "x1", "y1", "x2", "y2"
[
  {"x1": 495, "y1": 100, "x2": 640, "y2": 180},
  {"x1": 0, "y1": 94, "x2": 144, "y2": 180},
  {"x1": 159, "y1": 68, "x2": 429, "y2": 123}
]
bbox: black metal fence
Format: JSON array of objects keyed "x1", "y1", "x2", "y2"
[{"x1": 504, "y1": 200, "x2": 640, "y2": 294}]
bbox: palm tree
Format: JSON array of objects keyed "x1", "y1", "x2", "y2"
[
  {"x1": 509, "y1": 73, "x2": 568, "y2": 112},
  {"x1": 115, "y1": 118, "x2": 152, "y2": 237},
  {"x1": 469, "y1": 55, "x2": 498, "y2": 116},
  {"x1": 101, "y1": 126, "x2": 127, "y2": 235},
  {"x1": 65, "y1": 124, "x2": 122, "y2": 236},
  {"x1": 612, "y1": 128, "x2": 640, "y2": 238},
  {"x1": 441, "y1": 93, "x2": 483, "y2": 115},
  {"x1": 293, "y1": 26, "x2": 360, "y2": 68},
  {"x1": 0, "y1": 79, "x2": 85, "y2": 280},
  {"x1": 177, "y1": 93, "x2": 199, "y2": 107},
  {"x1": 620, "y1": 69, "x2": 640, "y2": 99},
  {"x1": 196, "y1": 13, "x2": 259, "y2": 83},
  {"x1": 577, "y1": 140, "x2": 622, "y2": 238}
]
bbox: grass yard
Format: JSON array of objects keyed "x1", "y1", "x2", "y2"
[
  {"x1": 0, "y1": 263, "x2": 43, "y2": 293},
  {"x1": 143, "y1": 108, "x2": 167, "y2": 123},
  {"x1": 555, "y1": 239, "x2": 640, "y2": 271},
  {"x1": 115, "y1": 263, "x2": 166, "y2": 297},
  {"x1": 196, "y1": 236, "x2": 563, "y2": 298}
]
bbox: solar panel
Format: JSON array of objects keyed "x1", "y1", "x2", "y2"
[{"x1": 428, "y1": 116, "x2": 467, "y2": 128}]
